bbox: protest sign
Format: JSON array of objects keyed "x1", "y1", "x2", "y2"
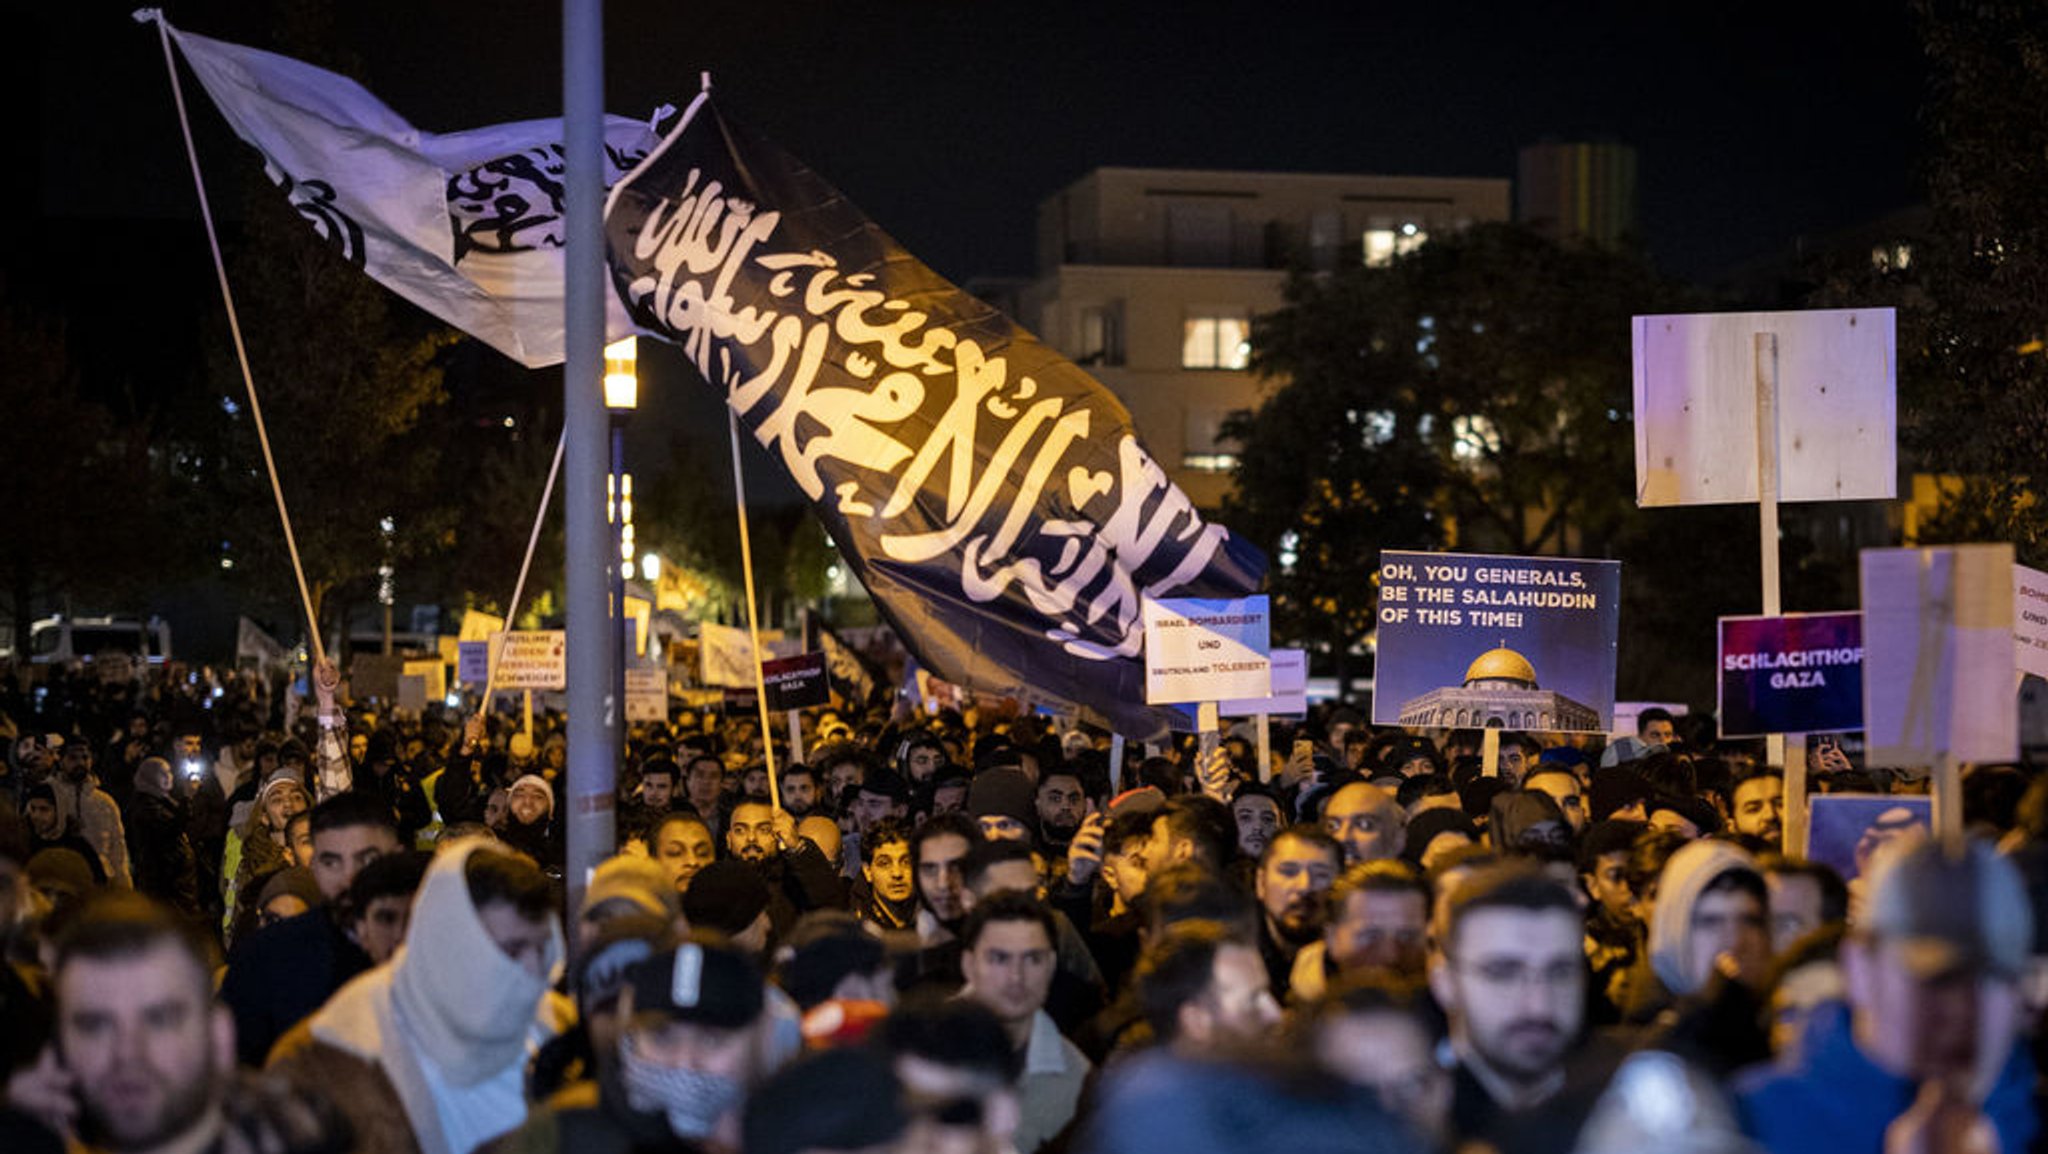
[
  {"x1": 699, "y1": 623, "x2": 789, "y2": 688},
  {"x1": 625, "y1": 666, "x2": 668, "y2": 723},
  {"x1": 458, "y1": 609, "x2": 505, "y2": 642},
  {"x1": 1142, "y1": 596, "x2": 1271, "y2": 706},
  {"x1": 762, "y1": 652, "x2": 832, "y2": 712},
  {"x1": 722, "y1": 685, "x2": 759, "y2": 714},
  {"x1": 457, "y1": 640, "x2": 490, "y2": 686},
  {"x1": 491, "y1": 630, "x2": 568, "y2": 692},
  {"x1": 402, "y1": 659, "x2": 446, "y2": 705},
  {"x1": 349, "y1": 654, "x2": 404, "y2": 703},
  {"x1": 1632, "y1": 308, "x2": 1895, "y2": 507},
  {"x1": 1718, "y1": 612, "x2": 1863, "y2": 737},
  {"x1": 1220, "y1": 648, "x2": 1308, "y2": 718},
  {"x1": 1860, "y1": 545, "x2": 2017, "y2": 768},
  {"x1": 2018, "y1": 564, "x2": 2048, "y2": 682},
  {"x1": 1806, "y1": 794, "x2": 1931, "y2": 886},
  {"x1": 1372, "y1": 551, "x2": 1620, "y2": 733}
]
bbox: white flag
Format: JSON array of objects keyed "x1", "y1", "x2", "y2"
[{"x1": 151, "y1": 14, "x2": 666, "y2": 367}]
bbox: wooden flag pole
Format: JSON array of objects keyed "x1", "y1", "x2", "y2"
[
  {"x1": 1783, "y1": 733, "x2": 1809, "y2": 856},
  {"x1": 1756, "y1": 333, "x2": 1788, "y2": 783},
  {"x1": 1481, "y1": 728, "x2": 1501, "y2": 778},
  {"x1": 728, "y1": 409, "x2": 782, "y2": 814},
  {"x1": 787, "y1": 709, "x2": 805, "y2": 767}
]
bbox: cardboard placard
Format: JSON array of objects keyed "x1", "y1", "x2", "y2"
[
  {"x1": 397, "y1": 673, "x2": 428, "y2": 714},
  {"x1": 1142, "y1": 596, "x2": 1272, "y2": 705},
  {"x1": 1372, "y1": 550, "x2": 1621, "y2": 733},
  {"x1": 491, "y1": 630, "x2": 568, "y2": 692},
  {"x1": 625, "y1": 666, "x2": 669, "y2": 723},
  {"x1": 402, "y1": 659, "x2": 446, "y2": 704},
  {"x1": 1632, "y1": 308, "x2": 1896, "y2": 507},
  {"x1": 722, "y1": 685, "x2": 759, "y2": 714},
  {"x1": 1805, "y1": 794, "x2": 1931, "y2": 887},
  {"x1": 761, "y1": 652, "x2": 831, "y2": 712},
  {"x1": 2018, "y1": 564, "x2": 2048, "y2": 682},
  {"x1": 1718, "y1": 612, "x2": 1864, "y2": 737},
  {"x1": 1860, "y1": 545, "x2": 2017, "y2": 767},
  {"x1": 349, "y1": 654, "x2": 405, "y2": 702},
  {"x1": 699, "y1": 622, "x2": 788, "y2": 688},
  {"x1": 1219, "y1": 648, "x2": 1308, "y2": 718},
  {"x1": 459, "y1": 609, "x2": 505, "y2": 642},
  {"x1": 457, "y1": 640, "x2": 490, "y2": 686}
]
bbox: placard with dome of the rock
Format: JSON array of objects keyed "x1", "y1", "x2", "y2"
[{"x1": 1371, "y1": 550, "x2": 1621, "y2": 734}]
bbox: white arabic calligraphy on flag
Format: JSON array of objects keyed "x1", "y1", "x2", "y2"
[{"x1": 605, "y1": 97, "x2": 1267, "y2": 737}]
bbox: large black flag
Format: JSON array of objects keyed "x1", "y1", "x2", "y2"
[{"x1": 604, "y1": 97, "x2": 1267, "y2": 739}]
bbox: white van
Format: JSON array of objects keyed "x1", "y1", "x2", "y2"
[{"x1": 29, "y1": 616, "x2": 173, "y2": 667}]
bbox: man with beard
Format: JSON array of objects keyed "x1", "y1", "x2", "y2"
[
  {"x1": 1230, "y1": 788, "x2": 1283, "y2": 861},
  {"x1": 1254, "y1": 826, "x2": 1342, "y2": 999},
  {"x1": 1729, "y1": 768, "x2": 1785, "y2": 850},
  {"x1": 8, "y1": 891, "x2": 348, "y2": 1153},
  {"x1": 1321, "y1": 782, "x2": 1406, "y2": 865},
  {"x1": 1432, "y1": 863, "x2": 1608, "y2": 1154},
  {"x1": 1035, "y1": 770, "x2": 1088, "y2": 855},
  {"x1": 778, "y1": 764, "x2": 821, "y2": 820},
  {"x1": 722, "y1": 800, "x2": 845, "y2": 941}
]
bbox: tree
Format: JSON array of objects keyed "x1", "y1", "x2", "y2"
[
  {"x1": 1892, "y1": 0, "x2": 2048, "y2": 566},
  {"x1": 0, "y1": 292, "x2": 171, "y2": 654},
  {"x1": 1226, "y1": 223, "x2": 1698, "y2": 689}
]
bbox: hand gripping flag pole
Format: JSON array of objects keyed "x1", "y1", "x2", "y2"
[{"x1": 139, "y1": 9, "x2": 325, "y2": 665}]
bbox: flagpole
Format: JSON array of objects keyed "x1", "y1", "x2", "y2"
[
  {"x1": 481, "y1": 430, "x2": 566, "y2": 705},
  {"x1": 144, "y1": 11, "x2": 325, "y2": 667},
  {"x1": 729, "y1": 410, "x2": 784, "y2": 812},
  {"x1": 562, "y1": 0, "x2": 616, "y2": 940}
]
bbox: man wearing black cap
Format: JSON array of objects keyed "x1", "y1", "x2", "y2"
[
  {"x1": 968, "y1": 769, "x2": 1039, "y2": 843},
  {"x1": 486, "y1": 939, "x2": 766, "y2": 1153},
  {"x1": 1735, "y1": 838, "x2": 2040, "y2": 1154}
]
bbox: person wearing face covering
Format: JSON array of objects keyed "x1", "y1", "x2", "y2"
[
  {"x1": 484, "y1": 938, "x2": 767, "y2": 1154},
  {"x1": 266, "y1": 839, "x2": 573, "y2": 1154}
]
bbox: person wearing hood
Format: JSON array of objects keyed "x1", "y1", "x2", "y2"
[
  {"x1": 266, "y1": 839, "x2": 572, "y2": 1154},
  {"x1": 1621, "y1": 837, "x2": 1772, "y2": 1075},
  {"x1": 487, "y1": 939, "x2": 766, "y2": 1154}
]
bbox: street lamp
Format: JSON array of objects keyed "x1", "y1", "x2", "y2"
[{"x1": 605, "y1": 338, "x2": 637, "y2": 724}]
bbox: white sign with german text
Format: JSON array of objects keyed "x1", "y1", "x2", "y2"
[
  {"x1": 1220, "y1": 648, "x2": 1307, "y2": 717},
  {"x1": 1143, "y1": 596, "x2": 1271, "y2": 705},
  {"x1": 2017, "y1": 564, "x2": 2048, "y2": 682},
  {"x1": 490, "y1": 630, "x2": 567, "y2": 692}
]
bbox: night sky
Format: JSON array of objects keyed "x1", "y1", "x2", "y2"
[{"x1": 38, "y1": 0, "x2": 1923, "y2": 285}]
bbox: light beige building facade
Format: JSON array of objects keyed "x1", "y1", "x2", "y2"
[{"x1": 1016, "y1": 167, "x2": 1512, "y2": 508}]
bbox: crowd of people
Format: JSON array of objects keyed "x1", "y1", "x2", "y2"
[{"x1": 2, "y1": 659, "x2": 2046, "y2": 1154}]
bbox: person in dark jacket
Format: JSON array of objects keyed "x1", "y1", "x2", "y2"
[{"x1": 124, "y1": 757, "x2": 201, "y2": 918}]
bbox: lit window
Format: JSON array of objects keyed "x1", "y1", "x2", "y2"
[
  {"x1": 1183, "y1": 311, "x2": 1251, "y2": 370},
  {"x1": 1363, "y1": 224, "x2": 1428, "y2": 267}
]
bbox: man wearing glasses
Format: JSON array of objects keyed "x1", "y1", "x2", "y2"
[{"x1": 1430, "y1": 863, "x2": 1603, "y2": 1153}]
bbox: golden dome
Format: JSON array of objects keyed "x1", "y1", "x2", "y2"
[{"x1": 1463, "y1": 646, "x2": 1537, "y2": 688}]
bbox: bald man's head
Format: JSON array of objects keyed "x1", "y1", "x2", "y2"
[{"x1": 1322, "y1": 783, "x2": 1406, "y2": 864}]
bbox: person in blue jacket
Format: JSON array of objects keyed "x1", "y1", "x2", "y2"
[{"x1": 1735, "y1": 837, "x2": 2038, "y2": 1154}]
